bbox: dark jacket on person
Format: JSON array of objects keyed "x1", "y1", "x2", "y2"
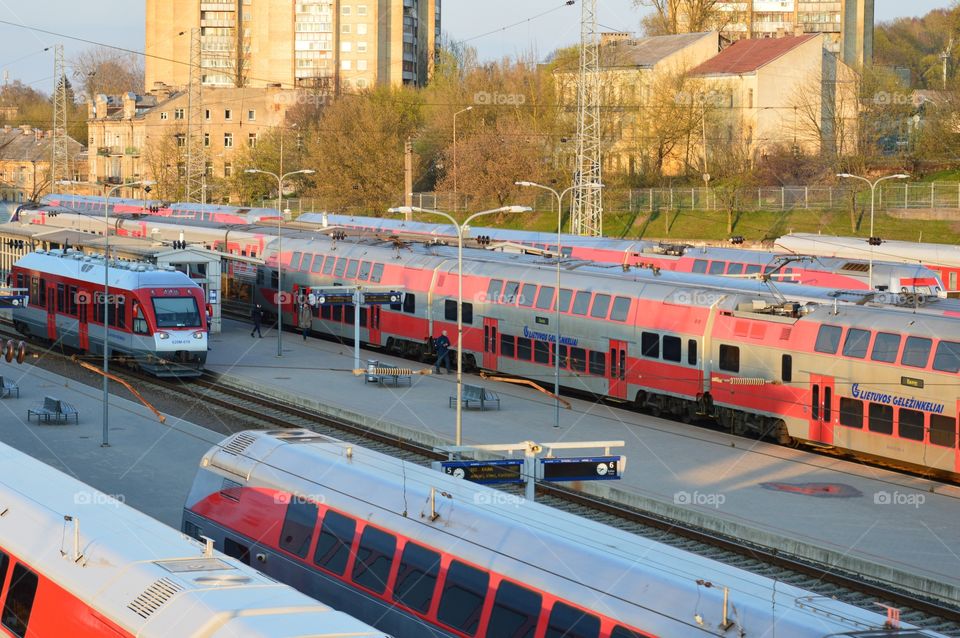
[{"x1": 434, "y1": 334, "x2": 450, "y2": 356}]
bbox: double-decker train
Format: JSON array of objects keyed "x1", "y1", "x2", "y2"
[
  {"x1": 183, "y1": 428, "x2": 940, "y2": 638},
  {"x1": 0, "y1": 441, "x2": 389, "y2": 637},
  {"x1": 9, "y1": 250, "x2": 207, "y2": 377},
  {"x1": 31, "y1": 195, "x2": 947, "y2": 295}
]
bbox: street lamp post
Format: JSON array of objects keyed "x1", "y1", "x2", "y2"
[
  {"x1": 388, "y1": 204, "x2": 531, "y2": 446},
  {"x1": 246, "y1": 169, "x2": 316, "y2": 357},
  {"x1": 102, "y1": 180, "x2": 152, "y2": 447},
  {"x1": 452, "y1": 106, "x2": 473, "y2": 211},
  {"x1": 837, "y1": 173, "x2": 909, "y2": 289},
  {"x1": 516, "y1": 181, "x2": 602, "y2": 429}
]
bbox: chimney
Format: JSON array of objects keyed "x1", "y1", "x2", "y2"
[
  {"x1": 123, "y1": 92, "x2": 137, "y2": 120},
  {"x1": 94, "y1": 94, "x2": 109, "y2": 120}
]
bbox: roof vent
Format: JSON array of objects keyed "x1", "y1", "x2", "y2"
[
  {"x1": 127, "y1": 577, "x2": 183, "y2": 619},
  {"x1": 222, "y1": 431, "x2": 258, "y2": 456}
]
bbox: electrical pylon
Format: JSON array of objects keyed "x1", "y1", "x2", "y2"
[
  {"x1": 51, "y1": 44, "x2": 69, "y2": 193},
  {"x1": 570, "y1": 0, "x2": 603, "y2": 237},
  {"x1": 185, "y1": 27, "x2": 205, "y2": 203}
]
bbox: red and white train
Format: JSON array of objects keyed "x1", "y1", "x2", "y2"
[
  {"x1": 183, "y1": 428, "x2": 940, "y2": 638},
  {"x1": 9, "y1": 250, "x2": 207, "y2": 377},
  {"x1": 0, "y1": 441, "x2": 389, "y2": 637}
]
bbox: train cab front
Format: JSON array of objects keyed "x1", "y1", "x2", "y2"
[{"x1": 137, "y1": 289, "x2": 208, "y2": 377}]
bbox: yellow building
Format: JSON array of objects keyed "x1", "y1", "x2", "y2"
[
  {"x1": 87, "y1": 85, "x2": 296, "y2": 199},
  {"x1": 145, "y1": 0, "x2": 440, "y2": 92},
  {"x1": 0, "y1": 125, "x2": 84, "y2": 203}
]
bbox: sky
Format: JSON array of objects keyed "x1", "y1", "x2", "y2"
[{"x1": 0, "y1": 0, "x2": 952, "y2": 93}]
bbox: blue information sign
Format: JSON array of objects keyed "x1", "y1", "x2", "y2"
[
  {"x1": 540, "y1": 456, "x2": 621, "y2": 481},
  {"x1": 441, "y1": 459, "x2": 524, "y2": 485}
]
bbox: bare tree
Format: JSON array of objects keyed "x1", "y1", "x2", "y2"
[
  {"x1": 72, "y1": 47, "x2": 145, "y2": 98},
  {"x1": 635, "y1": 0, "x2": 730, "y2": 36},
  {"x1": 142, "y1": 133, "x2": 185, "y2": 201}
]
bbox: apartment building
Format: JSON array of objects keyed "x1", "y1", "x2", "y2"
[
  {"x1": 145, "y1": 0, "x2": 440, "y2": 92},
  {"x1": 0, "y1": 125, "x2": 84, "y2": 202},
  {"x1": 707, "y1": 1, "x2": 873, "y2": 67}
]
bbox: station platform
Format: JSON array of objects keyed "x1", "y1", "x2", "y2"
[
  {"x1": 0, "y1": 359, "x2": 220, "y2": 528},
  {"x1": 203, "y1": 318, "x2": 960, "y2": 604}
]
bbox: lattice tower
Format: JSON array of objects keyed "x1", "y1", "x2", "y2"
[
  {"x1": 570, "y1": 0, "x2": 603, "y2": 236},
  {"x1": 51, "y1": 44, "x2": 69, "y2": 193},
  {"x1": 185, "y1": 27, "x2": 205, "y2": 202}
]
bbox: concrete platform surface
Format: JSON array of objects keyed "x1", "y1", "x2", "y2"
[{"x1": 204, "y1": 319, "x2": 960, "y2": 603}]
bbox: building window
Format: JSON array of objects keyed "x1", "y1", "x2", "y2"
[
  {"x1": 342, "y1": 4, "x2": 351, "y2": 14},
  {"x1": 357, "y1": 59, "x2": 368, "y2": 71},
  {"x1": 357, "y1": 4, "x2": 367, "y2": 15},
  {"x1": 341, "y1": 23, "x2": 351, "y2": 34},
  {"x1": 174, "y1": 108, "x2": 185, "y2": 120},
  {"x1": 247, "y1": 109, "x2": 255, "y2": 121},
  {"x1": 204, "y1": 133, "x2": 210, "y2": 147},
  {"x1": 224, "y1": 109, "x2": 232, "y2": 120},
  {"x1": 357, "y1": 23, "x2": 367, "y2": 35},
  {"x1": 341, "y1": 59, "x2": 352, "y2": 70},
  {"x1": 224, "y1": 133, "x2": 233, "y2": 147},
  {"x1": 356, "y1": 78, "x2": 367, "y2": 88},
  {"x1": 176, "y1": 134, "x2": 186, "y2": 147},
  {"x1": 342, "y1": 42, "x2": 352, "y2": 52},
  {"x1": 205, "y1": 108, "x2": 211, "y2": 120},
  {"x1": 357, "y1": 41, "x2": 368, "y2": 53},
  {"x1": 159, "y1": 112, "x2": 168, "y2": 120},
  {"x1": 248, "y1": 133, "x2": 257, "y2": 147},
  {"x1": 224, "y1": 162, "x2": 233, "y2": 177}
]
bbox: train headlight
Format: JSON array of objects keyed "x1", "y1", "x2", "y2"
[
  {"x1": 193, "y1": 331, "x2": 204, "y2": 339},
  {"x1": 157, "y1": 331, "x2": 170, "y2": 340}
]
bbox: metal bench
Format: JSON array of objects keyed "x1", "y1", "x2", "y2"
[
  {"x1": 449, "y1": 384, "x2": 501, "y2": 410},
  {"x1": 0, "y1": 376, "x2": 18, "y2": 399},
  {"x1": 364, "y1": 360, "x2": 413, "y2": 387},
  {"x1": 27, "y1": 396, "x2": 79, "y2": 424}
]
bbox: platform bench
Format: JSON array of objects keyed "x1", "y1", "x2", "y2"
[
  {"x1": 449, "y1": 384, "x2": 500, "y2": 410},
  {"x1": 0, "y1": 376, "x2": 18, "y2": 399},
  {"x1": 27, "y1": 396, "x2": 79, "y2": 424},
  {"x1": 364, "y1": 361, "x2": 413, "y2": 387}
]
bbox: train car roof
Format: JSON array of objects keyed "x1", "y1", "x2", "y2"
[
  {"x1": 777, "y1": 233, "x2": 960, "y2": 267},
  {"x1": 0, "y1": 443, "x2": 387, "y2": 637},
  {"x1": 14, "y1": 250, "x2": 200, "y2": 291}
]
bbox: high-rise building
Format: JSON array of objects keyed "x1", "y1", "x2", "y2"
[
  {"x1": 145, "y1": 0, "x2": 441, "y2": 92},
  {"x1": 709, "y1": 0, "x2": 873, "y2": 67}
]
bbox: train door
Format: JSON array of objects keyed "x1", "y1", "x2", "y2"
[
  {"x1": 609, "y1": 339, "x2": 628, "y2": 400},
  {"x1": 482, "y1": 317, "x2": 498, "y2": 370},
  {"x1": 45, "y1": 283, "x2": 56, "y2": 340},
  {"x1": 368, "y1": 305, "x2": 382, "y2": 346},
  {"x1": 808, "y1": 374, "x2": 835, "y2": 444},
  {"x1": 78, "y1": 296, "x2": 89, "y2": 351}
]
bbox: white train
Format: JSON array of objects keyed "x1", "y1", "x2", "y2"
[
  {"x1": 0, "y1": 441, "x2": 390, "y2": 637},
  {"x1": 183, "y1": 429, "x2": 940, "y2": 638}
]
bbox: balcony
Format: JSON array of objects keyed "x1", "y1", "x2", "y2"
[
  {"x1": 97, "y1": 147, "x2": 111, "y2": 156},
  {"x1": 125, "y1": 147, "x2": 140, "y2": 157},
  {"x1": 104, "y1": 176, "x2": 122, "y2": 185}
]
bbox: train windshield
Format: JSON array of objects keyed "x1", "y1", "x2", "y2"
[{"x1": 152, "y1": 297, "x2": 201, "y2": 328}]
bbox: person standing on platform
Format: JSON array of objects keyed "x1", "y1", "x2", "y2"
[
  {"x1": 434, "y1": 329, "x2": 451, "y2": 374},
  {"x1": 205, "y1": 304, "x2": 213, "y2": 350},
  {"x1": 250, "y1": 304, "x2": 263, "y2": 338},
  {"x1": 298, "y1": 301, "x2": 312, "y2": 341}
]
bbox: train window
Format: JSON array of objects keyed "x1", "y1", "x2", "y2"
[
  {"x1": 535, "y1": 286, "x2": 554, "y2": 310},
  {"x1": 930, "y1": 415, "x2": 957, "y2": 448},
  {"x1": 500, "y1": 334, "x2": 516, "y2": 358},
  {"x1": 56, "y1": 283, "x2": 65, "y2": 313},
  {"x1": 590, "y1": 294, "x2": 611, "y2": 319},
  {"x1": 487, "y1": 580, "x2": 541, "y2": 638},
  {"x1": 557, "y1": 289, "x2": 573, "y2": 313},
  {"x1": 823, "y1": 386, "x2": 832, "y2": 422},
  {"x1": 437, "y1": 560, "x2": 489, "y2": 636},
  {"x1": 663, "y1": 335, "x2": 681, "y2": 362},
  {"x1": 109, "y1": 299, "x2": 126, "y2": 330},
  {"x1": 545, "y1": 601, "x2": 600, "y2": 638},
  {"x1": 290, "y1": 251, "x2": 302, "y2": 269},
  {"x1": 332, "y1": 305, "x2": 343, "y2": 322},
  {"x1": 868, "y1": 403, "x2": 894, "y2": 435},
  {"x1": 898, "y1": 409, "x2": 925, "y2": 441},
  {"x1": 445, "y1": 300, "x2": 457, "y2": 321},
  {"x1": 571, "y1": 291, "x2": 591, "y2": 316},
  {"x1": 933, "y1": 341, "x2": 960, "y2": 373},
  {"x1": 842, "y1": 328, "x2": 870, "y2": 359},
  {"x1": 311, "y1": 255, "x2": 325, "y2": 273},
  {"x1": 223, "y1": 538, "x2": 251, "y2": 565},
  {"x1": 487, "y1": 280, "x2": 503, "y2": 303},
  {"x1": 278, "y1": 499, "x2": 319, "y2": 559},
  {"x1": 559, "y1": 344, "x2": 569, "y2": 369},
  {"x1": 346, "y1": 260, "x2": 359, "y2": 279},
  {"x1": 952, "y1": 272, "x2": 958, "y2": 289},
  {"x1": 15, "y1": 274, "x2": 23, "y2": 289},
  {"x1": 403, "y1": 293, "x2": 416, "y2": 314},
  {"x1": 708, "y1": 261, "x2": 725, "y2": 275},
  {"x1": 519, "y1": 284, "x2": 536, "y2": 307},
  {"x1": 745, "y1": 264, "x2": 762, "y2": 275},
  {"x1": 152, "y1": 297, "x2": 199, "y2": 328},
  {"x1": 641, "y1": 332, "x2": 659, "y2": 359},
  {"x1": 344, "y1": 305, "x2": 355, "y2": 324},
  {"x1": 358, "y1": 261, "x2": 371, "y2": 280},
  {"x1": 29, "y1": 277, "x2": 38, "y2": 306},
  {"x1": 871, "y1": 332, "x2": 900, "y2": 363},
  {"x1": 812, "y1": 385, "x2": 820, "y2": 420},
  {"x1": 727, "y1": 263, "x2": 745, "y2": 275},
  {"x1": 517, "y1": 337, "x2": 532, "y2": 361},
  {"x1": 688, "y1": 339, "x2": 698, "y2": 366},
  {"x1": 2, "y1": 563, "x2": 38, "y2": 638},
  {"x1": 37, "y1": 278, "x2": 45, "y2": 307},
  {"x1": 570, "y1": 347, "x2": 587, "y2": 372},
  {"x1": 370, "y1": 263, "x2": 384, "y2": 283},
  {"x1": 314, "y1": 510, "x2": 356, "y2": 576},
  {"x1": 814, "y1": 325, "x2": 842, "y2": 354},
  {"x1": 782, "y1": 354, "x2": 792, "y2": 383},
  {"x1": 321, "y1": 305, "x2": 332, "y2": 320},
  {"x1": 0, "y1": 551, "x2": 7, "y2": 592},
  {"x1": 68, "y1": 286, "x2": 78, "y2": 316},
  {"x1": 839, "y1": 398, "x2": 863, "y2": 428},
  {"x1": 611, "y1": 627, "x2": 644, "y2": 638},
  {"x1": 901, "y1": 337, "x2": 932, "y2": 368},
  {"x1": 393, "y1": 542, "x2": 441, "y2": 613},
  {"x1": 719, "y1": 345, "x2": 740, "y2": 372},
  {"x1": 588, "y1": 351, "x2": 605, "y2": 376},
  {"x1": 534, "y1": 341, "x2": 551, "y2": 364},
  {"x1": 323, "y1": 256, "x2": 336, "y2": 275},
  {"x1": 352, "y1": 526, "x2": 397, "y2": 595},
  {"x1": 503, "y1": 282, "x2": 520, "y2": 304},
  {"x1": 359, "y1": 307, "x2": 367, "y2": 328},
  {"x1": 610, "y1": 296, "x2": 630, "y2": 322},
  {"x1": 334, "y1": 258, "x2": 347, "y2": 278},
  {"x1": 463, "y1": 302, "x2": 473, "y2": 324},
  {"x1": 692, "y1": 259, "x2": 708, "y2": 273}
]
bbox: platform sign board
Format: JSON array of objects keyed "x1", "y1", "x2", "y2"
[
  {"x1": 540, "y1": 456, "x2": 621, "y2": 481},
  {"x1": 440, "y1": 459, "x2": 524, "y2": 485},
  {"x1": 313, "y1": 290, "x2": 355, "y2": 306},
  {"x1": 362, "y1": 291, "x2": 403, "y2": 305}
]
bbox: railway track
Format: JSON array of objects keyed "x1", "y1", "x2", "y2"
[{"x1": 4, "y1": 320, "x2": 960, "y2": 636}]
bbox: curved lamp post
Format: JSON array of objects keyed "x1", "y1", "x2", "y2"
[{"x1": 837, "y1": 173, "x2": 909, "y2": 289}]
